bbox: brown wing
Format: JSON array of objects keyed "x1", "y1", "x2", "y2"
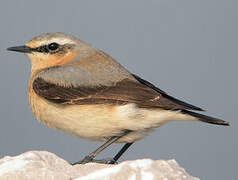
[{"x1": 33, "y1": 76, "x2": 203, "y2": 110}]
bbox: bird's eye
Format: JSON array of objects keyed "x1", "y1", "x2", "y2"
[{"x1": 48, "y1": 43, "x2": 59, "y2": 51}]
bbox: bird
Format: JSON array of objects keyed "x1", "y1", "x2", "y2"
[{"x1": 7, "y1": 32, "x2": 229, "y2": 164}]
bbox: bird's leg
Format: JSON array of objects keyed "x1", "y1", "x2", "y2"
[
  {"x1": 72, "y1": 136, "x2": 121, "y2": 165},
  {"x1": 109, "y1": 142, "x2": 133, "y2": 164},
  {"x1": 91, "y1": 142, "x2": 134, "y2": 164},
  {"x1": 72, "y1": 131, "x2": 132, "y2": 165}
]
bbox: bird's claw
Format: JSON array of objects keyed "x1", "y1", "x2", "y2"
[{"x1": 71, "y1": 157, "x2": 117, "y2": 165}]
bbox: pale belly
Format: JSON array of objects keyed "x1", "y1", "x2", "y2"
[{"x1": 29, "y1": 91, "x2": 195, "y2": 143}]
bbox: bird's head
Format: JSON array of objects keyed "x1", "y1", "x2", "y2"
[{"x1": 7, "y1": 32, "x2": 95, "y2": 71}]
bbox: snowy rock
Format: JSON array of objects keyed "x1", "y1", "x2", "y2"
[{"x1": 0, "y1": 151, "x2": 199, "y2": 180}]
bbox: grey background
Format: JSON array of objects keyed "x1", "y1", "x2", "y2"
[{"x1": 0, "y1": 0, "x2": 237, "y2": 179}]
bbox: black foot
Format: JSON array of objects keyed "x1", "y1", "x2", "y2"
[
  {"x1": 72, "y1": 157, "x2": 117, "y2": 165},
  {"x1": 93, "y1": 158, "x2": 118, "y2": 164}
]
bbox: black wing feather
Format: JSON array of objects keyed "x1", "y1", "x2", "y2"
[{"x1": 132, "y1": 74, "x2": 204, "y2": 111}]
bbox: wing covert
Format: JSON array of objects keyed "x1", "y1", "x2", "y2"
[{"x1": 33, "y1": 75, "x2": 203, "y2": 111}]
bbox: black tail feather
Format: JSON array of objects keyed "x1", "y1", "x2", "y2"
[{"x1": 181, "y1": 110, "x2": 230, "y2": 126}]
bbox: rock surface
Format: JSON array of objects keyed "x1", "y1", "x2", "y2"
[{"x1": 0, "y1": 151, "x2": 199, "y2": 180}]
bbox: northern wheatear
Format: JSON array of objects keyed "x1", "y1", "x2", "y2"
[{"x1": 7, "y1": 33, "x2": 229, "y2": 164}]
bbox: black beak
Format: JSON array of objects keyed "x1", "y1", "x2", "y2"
[{"x1": 7, "y1": 45, "x2": 32, "y2": 53}]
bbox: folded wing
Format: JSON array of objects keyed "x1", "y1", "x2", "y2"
[{"x1": 33, "y1": 73, "x2": 203, "y2": 111}]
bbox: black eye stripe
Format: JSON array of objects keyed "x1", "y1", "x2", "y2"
[
  {"x1": 31, "y1": 43, "x2": 73, "y2": 54},
  {"x1": 33, "y1": 45, "x2": 49, "y2": 53},
  {"x1": 32, "y1": 44, "x2": 59, "y2": 54}
]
